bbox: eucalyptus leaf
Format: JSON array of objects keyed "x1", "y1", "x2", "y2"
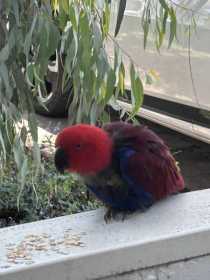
[
  {"x1": 12, "y1": 1, "x2": 20, "y2": 26},
  {"x1": 0, "y1": 44, "x2": 10, "y2": 63},
  {"x1": 24, "y1": 15, "x2": 38, "y2": 63},
  {"x1": 168, "y1": 7, "x2": 177, "y2": 48},
  {"x1": 28, "y1": 113, "x2": 38, "y2": 142},
  {"x1": 130, "y1": 63, "x2": 144, "y2": 117},
  {"x1": 114, "y1": 0, "x2": 127, "y2": 37},
  {"x1": 104, "y1": 69, "x2": 116, "y2": 104},
  {"x1": 0, "y1": 128, "x2": 6, "y2": 160},
  {"x1": 159, "y1": 0, "x2": 169, "y2": 11},
  {"x1": 0, "y1": 63, "x2": 12, "y2": 99},
  {"x1": 118, "y1": 63, "x2": 125, "y2": 93}
]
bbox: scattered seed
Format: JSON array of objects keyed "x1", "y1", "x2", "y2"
[{"x1": 6, "y1": 232, "x2": 85, "y2": 264}]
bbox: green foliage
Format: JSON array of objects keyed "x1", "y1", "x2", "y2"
[
  {"x1": 142, "y1": 1, "x2": 177, "y2": 50},
  {"x1": 115, "y1": 0, "x2": 178, "y2": 50},
  {"x1": 114, "y1": 0, "x2": 127, "y2": 37},
  {"x1": 0, "y1": 0, "x2": 144, "y2": 185},
  {"x1": 130, "y1": 63, "x2": 144, "y2": 118},
  {"x1": 0, "y1": 155, "x2": 100, "y2": 227}
]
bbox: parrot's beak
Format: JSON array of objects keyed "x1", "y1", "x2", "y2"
[{"x1": 54, "y1": 147, "x2": 69, "y2": 174}]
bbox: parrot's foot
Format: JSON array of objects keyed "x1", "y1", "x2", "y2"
[
  {"x1": 104, "y1": 208, "x2": 116, "y2": 223},
  {"x1": 104, "y1": 208, "x2": 130, "y2": 223}
]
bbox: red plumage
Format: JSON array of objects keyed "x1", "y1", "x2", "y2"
[
  {"x1": 55, "y1": 124, "x2": 112, "y2": 175},
  {"x1": 104, "y1": 122, "x2": 184, "y2": 200}
]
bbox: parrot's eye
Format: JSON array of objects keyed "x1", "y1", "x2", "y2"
[{"x1": 75, "y1": 144, "x2": 82, "y2": 149}]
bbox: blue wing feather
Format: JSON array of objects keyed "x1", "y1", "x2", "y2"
[
  {"x1": 116, "y1": 147, "x2": 154, "y2": 209},
  {"x1": 87, "y1": 147, "x2": 154, "y2": 211}
]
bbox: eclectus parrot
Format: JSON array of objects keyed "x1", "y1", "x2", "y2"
[{"x1": 54, "y1": 122, "x2": 185, "y2": 222}]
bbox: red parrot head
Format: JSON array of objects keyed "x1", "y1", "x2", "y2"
[{"x1": 54, "y1": 124, "x2": 113, "y2": 175}]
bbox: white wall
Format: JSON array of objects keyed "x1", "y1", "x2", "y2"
[
  {"x1": 102, "y1": 255, "x2": 210, "y2": 280},
  {"x1": 1, "y1": 189, "x2": 210, "y2": 280}
]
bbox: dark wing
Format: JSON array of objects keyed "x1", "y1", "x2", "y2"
[
  {"x1": 104, "y1": 122, "x2": 184, "y2": 201},
  {"x1": 118, "y1": 141, "x2": 184, "y2": 201}
]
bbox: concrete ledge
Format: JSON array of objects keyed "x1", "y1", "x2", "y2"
[{"x1": 1, "y1": 189, "x2": 210, "y2": 280}]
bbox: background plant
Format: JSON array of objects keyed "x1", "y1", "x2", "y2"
[{"x1": 0, "y1": 154, "x2": 100, "y2": 227}]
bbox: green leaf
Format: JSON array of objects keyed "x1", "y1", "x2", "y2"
[
  {"x1": 64, "y1": 28, "x2": 78, "y2": 73},
  {"x1": 51, "y1": 0, "x2": 59, "y2": 13},
  {"x1": 36, "y1": 18, "x2": 60, "y2": 76},
  {"x1": 12, "y1": 66, "x2": 30, "y2": 110},
  {"x1": 26, "y1": 63, "x2": 35, "y2": 87},
  {"x1": 60, "y1": 0, "x2": 70, "y2": 13},
  {"x1": 159, "y1": 0, "x2": 169, "y2": 11},
  {"x1": 162, "y1": 9, "x2": 168, "y2": 34},
  {"x1": 143, "y1": 23, "x2": 149, "y2": 49},
  {"x1": 118, "y1": 63, "x2": 125, "y2": 94},
  {"x1": 20, "y1": 126, "x2": 28, "y2": 145},
  {"x1": 102, "y1": 2, "x2": 111, "y2": 37},
  {"x1": 28, "y1": 113, "x2": 38, "y2": 142},
  {"x1": 93, "y1": 21, "x2": 103, "y2": 52},
  {"x1": 101, "y1": 111, "x2": 111, "y2": 123},
  {"x1": 20, "y1": 158, "x2": 28, "y2": 184},
  {"x1": 69, "y1": 2, "x2": 79, "y2": 31},
  {"x1": 0, "y1": 44, "x2": 10, "y2": 63},
  {"x1": 168, "y1": 7, "x2": 176, "y2": 48},
  {"x1": 0, "y1": 127, "x2": 6, "y2": 161},
  {"x1": 104, "y1": 69, "x2": 116, "y2": 104},
  {"x1": 24, "y1": 15, "x2": 37, "y2": 63},
  {"x1": 155, "y1": 17, "x2": 162, "y2": 49},
  {"x1": 142, "y1": 5, "x2": 151, "y2": 49},
  {"x1": 0, "y1": 63, "x2": 12, "y2": 99},
  {"x1": 12, "y1": 1, "x2": 20, "y2": 26},
  {"x1": 32, "y1": 141, "x2": 41, "y2": 178},
  {"x1": 130, "y1": 63, "x2": 144, "y2": 117},
  {"x1": 17, "y1": 157, "x2": 28, "y2": 209},
  {"x1": 90, "y1": 104, "x2": 98, "y2": 125},
  {"x1": 46, "y1": 21, "x2": 60, "y2": 56},
  {"x1": 115, "y1": 0, "x2": 127, "y2": 37},
  {"x1": 13, "y1": 137, "x2": 25, "y2": 170}
]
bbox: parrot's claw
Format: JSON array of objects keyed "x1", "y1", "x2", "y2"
[
  {"x1": 104, "y1": 208, "x2": 115, "y2": 223},
  {"x1": 104, "y1": 208, "x2": 130, "y2": 223}
]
